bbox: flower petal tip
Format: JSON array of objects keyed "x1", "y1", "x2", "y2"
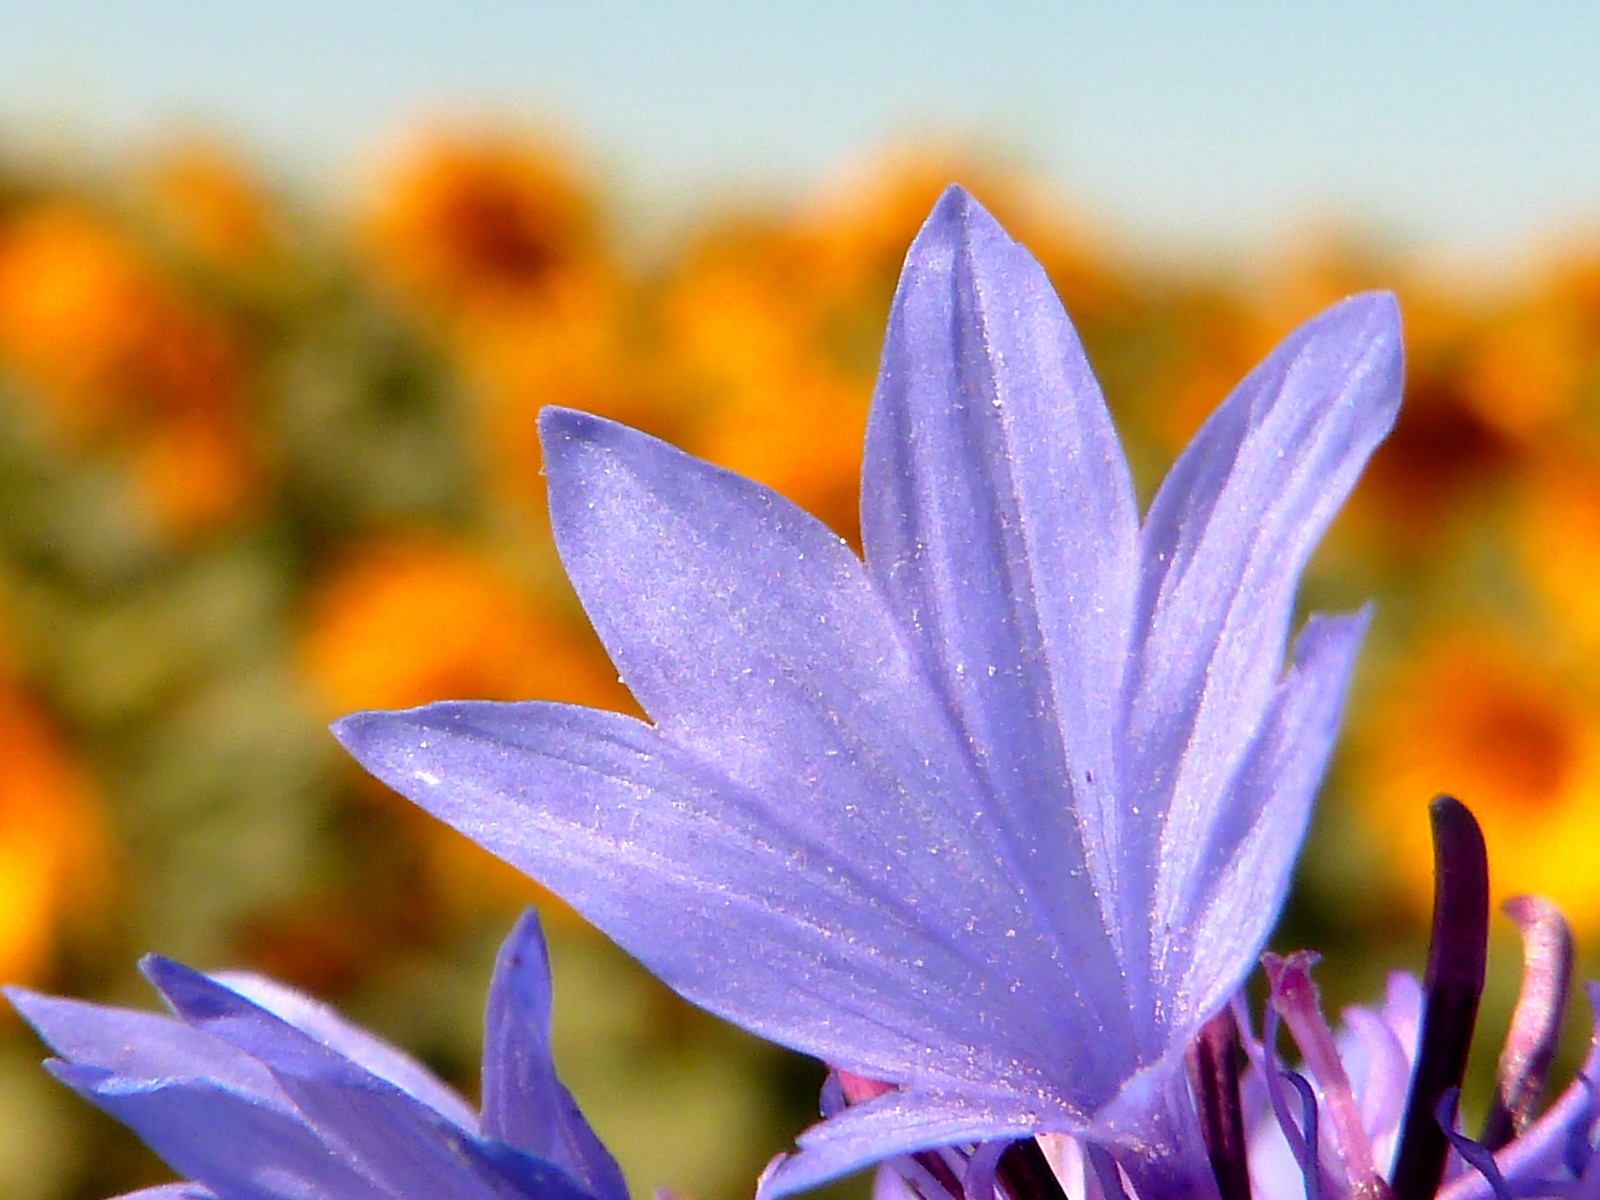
[
  {"x1": 2, "y1": 985, "x2": 50, "y2": 1031},
  {"x1": 537, "y1": 404, "x2": 610, "y2": 449},
  {"x1": 912, "y1": 184, "x2": 1010, "y2": 262},
  {"x1": 138, "y1": 956, "x2": 233, "y2": 1021},
  {"x1": 328, "y1": 708, "x2": 377, "y2": 754},
  {"x1": 330, "y1": 707, "x2": 439, "y2": 763},
  {"x1": 1316, "y1": 290, "x2": 1404, "y2": 381},
  {"x1": 928, "y1": 182, "x2": 980, "y2": 221},
  {"x1": 504, "y1": 907, "x2": 548, "y2": 958}
]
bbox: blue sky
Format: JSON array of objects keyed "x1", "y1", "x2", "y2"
[{"x1": 4, "y1": 2, "x2": 1597, "y2": 265}]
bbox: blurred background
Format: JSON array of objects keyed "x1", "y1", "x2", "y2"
[{"x1": 3, "y1": 4, "x2": 1600, "y2": 1199}]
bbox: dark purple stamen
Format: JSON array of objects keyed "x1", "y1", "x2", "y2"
[
  {"x1": 996, "y1": 1137, "x2": 1069, "y2": 1200},
  {"x1": 1390, "y1": 795, "x2": 1490, "y2": 1200},
  {"x1": 1187, "y1": 1008, "x2": 1252, "y2": 1200},
  {"x1": 1480, "y1": 896, "x2": 1574, "y2": 1151}
]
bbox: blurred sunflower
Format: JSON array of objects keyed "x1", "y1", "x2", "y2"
[
  {"x1": 660, "y1": 215, "x2": 871, "y2": 541},
  {"x1": 358, "y1": 128, "x2": 603, "y2": 333},
  {"x1": 298, "y1": 530, "x2": 630, "y2": 920},
  {"x1": 1349, "y1": 624, "x2": 1600, "y2": 931},
  {"x1": 1514, "y1": 446, "x2": 1600, "y2": 657},
  {"x1": 0, "y1": 673, "x2": 113, "y2": 991},
  {"x1": 1458, "y1": 291, "x2": 1589, "y2": 440},
  {"x1": 358, "y1": 129, "x2": 653, "y2": 523},
  {"x1": 809, "y1": 149, "x2": 1126, "y2": 320},
  {"x1": 0, "y1": 203, "x2": 260, "y2": 539},
  {"x1": 299, "y1": 529, "x2": 628, "y2": 713},
  {"x1": 139, "y1": 141, "x2": 283, "y2": 277},
  {"x1": 1175, "y1": 247, "x2": 1532, "y2": 562}
]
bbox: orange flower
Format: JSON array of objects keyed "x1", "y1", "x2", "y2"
[
  {"x1": 808, "y1": 149, "x2": 1126, "y2": 324},
  {"x1": 0, "y1": 204, "x2": 259, "y2": 538},
  {"x1": 357, "y1": 130, "x2": 650, "y2": 524},
  {"x1": 1514, "y1": 448, "x2": 1600, "y2": 657},
  {"x1": 660, "y1": 218, "x2": 871, "y2": 541},
  {"x1": 299, "y1": 531, "x2": 628, "y2": 715},
  {"x1": 129, "y1": 411, "x2": 261, "y2": 540},
  {"x1": 1458, "y1": 296, "x2": 1587, "y2": 440},
  {"x1": 458, "y1": 269, "x2": 664, "y2": 521},
  {"x1": 0, "y1": 682, "x2": 113, "y2": 988},
  {"x1": 299, "y1": 532, "x2": 630, "y2": 919},
  {"x1": 1350, "y1": 626, "x2": 1600, "y2": 929},
  {"x1": 141, "y1": 141, "x2": 282, "y2": 274},
  {"x1": 359, "y1": 129, "x2": 601, "y2": 331}
]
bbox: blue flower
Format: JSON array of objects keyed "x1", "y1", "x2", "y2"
[
  {"x1": 334, "y1": 186, "x2": 1402, "y2": 1196},
  {"x1": 6, "y1": 910, "x2": 627, "y2": 1200}
]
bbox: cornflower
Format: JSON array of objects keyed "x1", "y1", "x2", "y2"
[
  {"x1": 6, "y1": 910, "x2": 627, "y2": 1200},
  {"x1": 336, "y1": 186, "x2": 1402, "y2": 1196}
]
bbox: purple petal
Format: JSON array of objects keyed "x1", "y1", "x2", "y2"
[
  {"x1": 8, "y1": 985, "x2": 392, "y2": 1200},
  {"x1": 335, "y1": 700, "x2": 1115, "y2": 1115},
  {"x1": 204, "y1": 967, "x2": 476, "y2": 1130},
  {"x1": 1379, "y1": 971, "x2": 1424, "y2": 1058},
  {"x1": 537, "y1": 408, "x2": 1065, "y2": 989},
  {"x1": 481, "y1": 910, "x2": 628, "y2": 1200},
  {"x1": 870, "y1": 1165, "x2": 919, "y2": 1200},
  {"x1": 541, "y1": 404, "x2": 932, "y2": 769},
  {"x1": 143, "y1": 958, "x2": 575, "y2": 1200},
  {"x1": 332, "y1": 191, "x2": 1404, "y2": 1192},
  {"x1": 45, "y1": 1060, "x2": 391, "y2": 1200},
  {"x1": 860, "y1": 186, "x2": 1138, "y2": 1010},
  {"x1": 1167, "y1": 609, "x2": 1370, "y2": 1016},
  {"x1": 757, "y1": 1091, "x2": 1039, "y2": 1200},
  {"x1": 6, "y1": 986, "x2": 283, "y2": 1103},
  {"x1": 113, "y1": 1187, "x2": 219, "y2": 1200},
  {"x1": 1122, "y1": 293, "x2": 1402, "y2": 1007},
  {"x1": 1341, "y1": 1002, "x2": 1413, "y2": 1173},
  {"x1": 536, "y1": 412, "x2": 1020, "y2": 943},
  {"x1": 348, "y1": 408, "x2": 1161, "y2": 1106}
]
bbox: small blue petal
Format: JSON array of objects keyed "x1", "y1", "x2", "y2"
[
  {"x1": 45, "y1": 1059, "x2": 390, "y2": 1200},
  {"x1": 206, "y1": 967, "x2": 477, "y2": 1128},
  {"x1": 757, "y1": 1090, "x2": 1038, "y2": 1200},
  {"x1": 483, "y1": 910, "x2": 629, "y2": 1200},
  {"x1": 9, "y1": 917, "x2": 621, "y2": 1200}
]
